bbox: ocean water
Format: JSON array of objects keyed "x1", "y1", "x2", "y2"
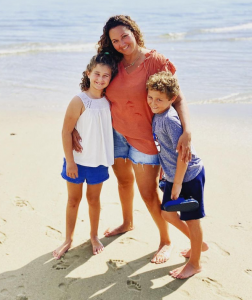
[{"x1": 0, "y1": 0, "x2": 252, "y2": 111}]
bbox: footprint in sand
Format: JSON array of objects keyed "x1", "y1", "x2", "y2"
[
  {"x1": 107, "y1": 259, "x2": 127, "y2": 271},
  {"x1": 201, "y1": 277, "x2": 242, "y2": 300},
  {"x1": 0, "y1": 218, "x2": 7, "y2": 226},
  {"x1": 46, "y1": 226, "x2": 63, "y2": 240},
  {"x1": 127, "y1": 280, "x2": 141, "y2": 291},
  {"x1": 13, "y1": 199, "x2": 34, "y2": 210},
  {"x1": 52, "y1": 255, "x2": 80, "y2": 270},
  {"x1": 119, "y1": 237, "x2": 147, "y2": 245},
  {"x1": 0, "y1": 232, "x2": 6, "y2": 244},
  {"x1": 0, "y1": 288, "x2": 10, "y2": 296},
  {"x1": 245, "y1": 269, "x2": 252, "y2": 277},
  {"x1": 208, "y1": 242, "x2": 230, "y2": 256}
]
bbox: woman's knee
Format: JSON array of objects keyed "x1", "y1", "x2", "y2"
[{"x1": 161, "y1": 211, "x2": 178, "y2": 223}]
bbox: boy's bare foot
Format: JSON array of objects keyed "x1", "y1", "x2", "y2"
[
  {"x1": 180, "y1": 242, "x2": 209, "y2": 258},
  {"x1": 91, "y1": 236, "x2": 104, "y2": 255},
  {"x1": 53, "y1": 240, "x2": 72, "y2": 260},
  {"x1": 170, "y1": 262, "x2": 202, "y2": 279},
  {"x1": 104, "y1": 224, "x2": 134, "y2": 237},
  {"x1": 151, "y1": 244, "x2": 173, "y2": 264}
]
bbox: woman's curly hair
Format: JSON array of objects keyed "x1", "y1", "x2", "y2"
[
  {"x1": 146, "y1": 71, "x2": 180, "y2": 99},
  {"x1": 80, "y1": 52, "x2": 118, "y2": 92},
  {"x1": 97, "y1": 15, "x2": 145, "y2": 63}
]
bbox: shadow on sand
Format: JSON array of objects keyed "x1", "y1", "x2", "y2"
[{"x1": 0, "y1": 235, "x2": 189, "y2": 300}]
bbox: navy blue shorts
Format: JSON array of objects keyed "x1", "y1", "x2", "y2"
[
  {"x1": 61, "y1": 158, "x2": 109, "y2": 185},
  {"x1": 161, "y1": 167, "x2": 205, "y2": 221}
]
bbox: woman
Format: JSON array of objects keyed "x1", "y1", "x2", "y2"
[{"x1": 73, "y1": 15, "x2": 206, "y2": 264}]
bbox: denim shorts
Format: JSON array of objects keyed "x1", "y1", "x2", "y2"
[
  {"x1": 161, "y1": 167, "x2": 205, "y2": 221},
  {"x1": 61, "y1": 158, "x2": 109, "y2": 185},
  {"x1": 113, "y1": 128, "x2": 160, "y2": 165}
]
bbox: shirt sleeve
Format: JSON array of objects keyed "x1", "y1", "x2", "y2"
[{"x1": 164, "y1": 114, "x2": 182, "y2": 150}]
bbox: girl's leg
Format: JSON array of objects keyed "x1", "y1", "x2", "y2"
[
  {"x1": 104, "y1": 158, "x2": 135, "y2": 236},
  {"x1": 170, "y1": 219, "x2": 203, "y2": 279},
  {"x1": 86, "y1": 182, "x2": 104, "y2": 255},
  {"x1": 53, "y1": 181, "x2": 83, "y2": 259},
  {"x1": 132, "y1": 163, "x2": 172, "y2": 264}
]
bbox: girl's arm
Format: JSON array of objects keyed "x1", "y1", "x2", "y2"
[
  {"x1": 172, "y1": 75, "x2": 192, "y2": 163},
  {"x1": 62, "y1": 96, "x2": 84, "y2": 178},
  {"x1": 171, "y1": 149, "x2": 188, "y2": 200}
]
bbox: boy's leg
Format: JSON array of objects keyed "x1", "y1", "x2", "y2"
[
  {"x1": 170, "y1": 219, "x2": 203, "y2": 279},
  {"x1": 86, "y1": 182, "x2": 104, "y2": 255},
  {"x1": 53, "y1": 181, "x2": 83, "y2": 259},
  {"x1": 161, "y1": 210, "x2": 208, "y2": 257}
]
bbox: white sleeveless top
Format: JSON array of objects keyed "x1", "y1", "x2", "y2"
[{"x1": 73, "y1": 92, "x2": 114, "y2": 167}]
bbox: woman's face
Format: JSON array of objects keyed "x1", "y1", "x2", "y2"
[{"x1": 109, "y1": 26, "x2": 138, "y2": 56}]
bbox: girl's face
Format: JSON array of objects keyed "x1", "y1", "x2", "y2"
[
  {"x1": 109, "y1": 26, "x2": 137, "y2": 56},
  {"x1": 87, "y1": 64, "x2": 112, "y2": 91}
]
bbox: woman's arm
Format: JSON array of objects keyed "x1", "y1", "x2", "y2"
[
  {"x1": 62, "y1": 96, "x2": 83, "y2": 178},
  {"x1": 172, "y1": 85, "x2": 192, "y2": 163}
]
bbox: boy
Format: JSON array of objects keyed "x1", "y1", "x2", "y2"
[{"x1": 146, "y1": 71, "x2": 207, "y2": 279}]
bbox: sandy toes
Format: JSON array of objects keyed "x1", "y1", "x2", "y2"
[
  {"x1": 53, "y1": 240, "x2": 72, "y2": 260},
  {"x1": 151, "y1": 244, "x2": 173, "y2": 264},
  {"x1": 104, "y1": 224, "x2": 134, "y2": 237},
  {"x1": 91, "y1": 236, "x2": 104, "y2": 255},
  {"x1": 170, "y1": 262, "x2": 202, "y2": 279},
  {"x1": 180, "y1": 242, "x2": 209, "y2": 258}
]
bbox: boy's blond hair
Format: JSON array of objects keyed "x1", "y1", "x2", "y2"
[{"x1": 146, "y1": 71, "x2": 180, "y2": 99}]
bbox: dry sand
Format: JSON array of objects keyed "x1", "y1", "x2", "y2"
[{"x1": 0, "y1": 104, "x2": 252, "y2": 300}]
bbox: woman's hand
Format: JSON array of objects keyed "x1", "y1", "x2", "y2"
[
  {"x1": 176, "y1": 131, "x2": 192, "y2": 163},
  {"x1": 72, "y1": 128, "x2": 82, "y2": 152},
  {"x1": 171, "y1": 183, "x2": 182, "y2": 200},
  {"x1": 66, "y1": 161, "x2": 78, "y2": 179}
]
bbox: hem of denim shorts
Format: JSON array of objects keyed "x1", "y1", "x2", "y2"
[
  {"x1": 114, "y1": 155, "x2": 129, "y2": 160},
  {"x1": 180, "y1": 213, "x2": 205, "y2": 221},
  {"x1": 61, "y1": 174, "x2": 84, "y2": 184},
  {"x1": 87, "y1": 175, "x2": 109, "y2": 185},
  {"x1": 129, "y1": 157, "x2": 160, "y2": 166}
]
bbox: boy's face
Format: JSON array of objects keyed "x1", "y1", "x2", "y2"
[{"x1": 147, "y1": 89, "x2": 173, "y2": 114}]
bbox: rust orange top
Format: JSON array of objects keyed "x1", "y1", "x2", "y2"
[{"x1": 106, "y1": 50, "x2": 176, "y2": 155}]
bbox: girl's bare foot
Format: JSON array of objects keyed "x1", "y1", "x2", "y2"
[
  {"x1": 91, "y1": 236, "x2": 104, "y2": 255},
  {"x1": 180, "y1": 242, "x2": 209, "y2": 258},
  {"x1": 104, "y1": 224, "x2": 134, "y2": 237},
  {"x1": 170, "y1": 262, "x2": 202, "y2": 279},
  {"x1": 53, "y1": 240, "x2": 72, "y2": 260},
  {"x1": 151, "y1": 244, "x2": 173, "y2": 264}
]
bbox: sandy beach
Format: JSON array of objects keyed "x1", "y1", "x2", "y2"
[{"x1": 0, "y1": 103, "x2": 252, "y2": 300}]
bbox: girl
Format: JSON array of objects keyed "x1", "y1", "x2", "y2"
[{"x1": 53, "y1": 53, "x2": 117, "y2": 259}]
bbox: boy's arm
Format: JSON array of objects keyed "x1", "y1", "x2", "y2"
[
  {"x1": 62, "y1": 96, "x2": 84, "y2": 178},
  {"x1": 172, "y1": 75, "x2": 192, "y2": 163},
  {"x1": 171, "y1": 149, "x2": 188, "y2": 200}
]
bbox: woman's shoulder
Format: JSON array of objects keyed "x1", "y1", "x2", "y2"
[{"x1": 144, "y1": 49, "x2": 176, "y2": 74}]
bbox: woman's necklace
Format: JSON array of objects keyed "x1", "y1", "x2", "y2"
[{"x1": 124, "y1": 49, "x2": 142, "y2": 70}]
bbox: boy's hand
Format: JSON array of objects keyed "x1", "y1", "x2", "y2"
[
  {"x1": 66, "y1": 161, "x2": 78, "y2": 179},
  {"x1": 72, "y1": 128, "x2": 82, "y2": 153},
  {"x1": 171, "y1": 183, "x2": 182, "y2": 200},
  {"x1": 176, "y1": 131, "x2": 192, "y2": 163}
]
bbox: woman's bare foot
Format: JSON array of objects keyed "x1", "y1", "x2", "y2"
[
  {"x1": 180, "y1": 242, "x2": 209, "y2": 258},
  {"x1": 151, "y1": 244, "x2": 173, "y2": 264},
  {"x1": 170, "y1": 262, "x2": 202, "y2": 279},
  {"x1": 104, "y1": 224, "x2": 134, "y2": 237},
  {"x1": 91, "y1": 236, "x2": 104, "y2": 255},
  {"x1": 53, "y1": 240, "x2": 72, "y2": 260}
]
